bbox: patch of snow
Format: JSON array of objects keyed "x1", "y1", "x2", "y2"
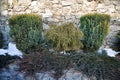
[
  {"x1": 97, "y1": 47, "x2": 103, "y2": 54},
  {"x1": 103, "y1": 48, "x2": 118, "y2": 57},
  {"x1": 0, "y1": 42, "x2": 23, "y2": 58},
  {"x1": 7, "y1": 42, "x2": 23, "y2": 58},
  {"x1": 98, "y1": 47, "x2": 119, "y2": 57},
  {"x1": 0, "y1": 49, "x2": 8, "y2": 55}
]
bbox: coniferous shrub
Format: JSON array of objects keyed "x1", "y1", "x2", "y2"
[
  {"x1": 0, "y1": 32, "x2": 3, "y2": 48},
  {"x1": 45, "y1": 23, "x2": 83, "y2": 51},
  {"x1": 80, "y1": 13, "x2": 110, "y2": 52},
  {"x1": 73, "y1": 52, "x2": 120, "y2": 80},
  {"x1": 20, "y1": 49, "x2": 71, "y2": 78},
  {"x1": 9, "y1": 14, "x2": 43, "y2": 52}
]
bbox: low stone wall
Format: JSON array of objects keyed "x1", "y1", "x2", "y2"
[
  {"x1": 7, "y1": 0, "x2": 120, "y2": 24},
  {"x1": 0, "y1": 0, "x2": 120, "y2": 48}
]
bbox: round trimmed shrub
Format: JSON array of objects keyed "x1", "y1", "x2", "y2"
[
  {"x1": 45, "y1": 23, "x2": 83, "y2": 51},
  {"x1": 80, "y1": 13, "x2": 110, "y2": 52},
  {"x1": 9, "y1": 14, "x2": 43, "y2": 53}
]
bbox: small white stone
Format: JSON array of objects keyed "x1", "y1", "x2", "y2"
[
  {"x1": 8, "y1": 0, "x2": 13, "y2": 6},
  {"x1": 51, "y1": 0, "x2": 59, "y2": 4},
  {"x1": 62, "y1": 1, "x2": 72, "y2": 6},
  {"x1": 26, "y1": 9, "x2": 31, "y2": 13},
  {"x1": 42, "y1": 13, "x2": 53, "y2": 18},
  {"x1": 99, "y1": 9, "x2": 107, "y2": 13},
  {"x1": 109, "y1": 8, "x2": 115, "y2": 13},
  {"x1": 31, "y1": 1, "x2": 38, "y2": 6},
  {"x1": 1, "y1": 10, "x2": 8, "y2": 16},
  {"x1": 42, "y1": 9, "x2": 53, "y2": 18},
  {"x1": 97, "y1": 4, "x2": 104, "y2": 8}
]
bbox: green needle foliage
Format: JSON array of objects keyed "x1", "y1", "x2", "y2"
[
  {"x1": 45, "y1": 23, "x2": 83, "y2": 51},
  {"x1": 80, "y1": 13, "x2": 110, "y2": 52},
  {"x1": 0, "y1": 32, "x2": 3, "y2": 48},
  {"x1": 9, "y1": 14, "x2": 43, "y2": 53},
  {"x1": 72, "y1": 52, "x2": 120, "y2": 80}
]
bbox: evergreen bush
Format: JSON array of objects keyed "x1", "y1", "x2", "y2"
[
  {"x1": 73, "y1": 52, "x2": 120, "y2": 80},
  {"x1": 20, "y1": 49, "x2": 71, "y2": 79},
  {"x1": 45, "y1": 23, "x2": 83, "y2": 51},
  {"x1": 80, "y1": 13, "x2": 110, "y2": 52},
  {"x1": 9, "y1": 14, "x2": 43, "y2": 53},
  {"x1": 0, "y1": 32, "x2": 3, "y2": 48},
  {"x1": 20, "y1": 50, "x2": 120, "y2": 80}
]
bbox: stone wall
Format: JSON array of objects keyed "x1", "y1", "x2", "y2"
[{"x1": 0, "y1": 0, "x2": 120, "y2": 48}]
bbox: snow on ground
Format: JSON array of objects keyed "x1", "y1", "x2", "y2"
[
  {"x1": 0, "y1": 49, "x2": 8, "y2": 55},
  {"x1": 98, "y1": 47, "x2": 119, "y2": 57},
  {"x1": 0, "y1": 42, "x2": 23, "y2": 58},
  {"x1": 0, "y1": 42, "x2": 119, "y2": 58}
]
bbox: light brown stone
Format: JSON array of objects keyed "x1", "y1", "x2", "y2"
[
  {"x1": 62, "y1": 6, "x2": 72, "y2": 15},
  {"x1": 13, "y1": 6, "x2": 27, "y2": 12},
  {"x1": 76, "y1": 0, "x2": 83, "y2": 4},
  {"x1": 18, "y1": 0, "x2": 31, "y2": 6},
  {"x1": 32, "y1": 7, "x2": 39, "y2": 13},
  {"x1": 51, "y1": 0, "x2": 59, "y2": 4}
]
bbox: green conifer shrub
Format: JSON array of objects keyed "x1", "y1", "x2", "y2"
[
  {"x1": 80, "y1": 13, "x2": 110, "y2": 52},
  {"x1": 0, "y1": 32, "x2": 3, "y2": 48},
  {"x1": 45, "y1": 23, "x2": 83, "y2": 51},
  {"x1": 9, "y1": 14, "x2": 43, "y2": 53},
  {"x1": 73, "y1": 52, "x2": 120, "y2": 80}
]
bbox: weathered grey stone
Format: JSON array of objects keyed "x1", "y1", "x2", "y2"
[
  {"x1": 59, "y1": 69, "x2": 92, "y2": 80},
  {"x1": 35, "y1": 72, "x2": 55, "y2": 80},
  {"x1": 0, "y1": 62, "x2": 24, "y2": 80}
]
